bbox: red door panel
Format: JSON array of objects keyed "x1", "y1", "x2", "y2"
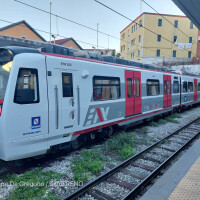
[
  {"x1": 168, "y1": 76, "x2": 172, "y2": 106},
  {"x1": 134, "y1": 71, "x2": 142, "y2": 114},
  {"x1": 163, "y1": 75, "x2": 172, "y2": 107},
  {"x1": 163, "y1": 75, "x2": 168, "y2": 108},
  {"x1": 125, "y1": 71, "x2": 142, "y2": 117},
  {"x1": 194, "y1": 79, "x2": 197, "y2": 100},
  {"x1": 125, "y1": 71, "x2": 134, "y2": 116}
]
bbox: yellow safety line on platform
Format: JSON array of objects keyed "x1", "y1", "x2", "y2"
[{"x1": 169, "y1": 157, "x2": 200, "y2": 200}]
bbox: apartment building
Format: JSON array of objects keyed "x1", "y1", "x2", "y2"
[{"x1": 120, "y1": 12, "x2": 200, "y2": 62}]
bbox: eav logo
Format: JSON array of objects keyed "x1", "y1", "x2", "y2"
[{"x1": 85, "y1": 107, "x2": 109, "y2": 126}]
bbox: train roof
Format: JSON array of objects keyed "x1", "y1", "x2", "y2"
[{"x1": 0, "y1": 45, "x2": 199, "y2": 78}]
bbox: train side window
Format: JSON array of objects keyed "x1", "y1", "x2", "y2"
[
  {"x1": 164, "y1": 80, "x2": 167, "y2": 95},
  {"x1": 173, "y1": 81, "x2": 179, "y2": 93},
  {"x1": 198, "y1": 83, "x2": 200, "y2": 91},
  {"x1": 183, "y1": 81, "x2": 187, "y2": 92},
  {"x1": 14, "y1": 68, "x2": 39, "y2": 104},
  {"x1": 188, "y1": 82, "x2": 193, "y2": 92},
  {"x1": 127, "y1": 78, "x2": 133, "y2": 98},
  {"x1": 194, "y1": 82, "x2": 198, "y2": 92},
  {"x1": 62, "y1": 73, "x2": 73, "y2": 97},
  {"x1": 167, "y1": 81, "x2": 171, "y2": 94},
  {"x1": 93, "y1": 76, "x2": 120, "y2": 101},
  {"x1": 135, "y1": 79, "x2": 140, "y2": 97},
  {"x1": 147, "y1": 79, "x2": 160, "y2": 96}
]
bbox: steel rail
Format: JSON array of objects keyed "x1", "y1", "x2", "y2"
[{"x1": 61, "y1": 117, "x2": 200, "y2": 200}]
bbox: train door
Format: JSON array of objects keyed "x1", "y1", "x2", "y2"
[
  {"x1": 47, "y1": 60, "x2": 77, "y2": 138},
  {"x1": 163, "y1": 75, "x2": 172, "y2": 107},
  {"x1": 194, "y1": 79, "x2": 197, "y2": 100},
  {"x1": 125, "y1": 70, "x2": 141, "y2": 117}
]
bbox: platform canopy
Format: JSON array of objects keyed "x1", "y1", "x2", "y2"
[{"x1": 173, "y1": 0, "x2": 200, "y2": 30}]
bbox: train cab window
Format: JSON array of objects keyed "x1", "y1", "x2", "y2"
[
  {"x1": 188, "y1": 82, "x2": 193, "y2": 92},
  {"x1": 62, "y1": 73, "x2": 73, "y2": 97},
  {"x1": 183, "y1": 81, "x2": 187, "y2": 92},
  {"x1": 135, "y1": 79, "x2": 140, "y2": 97},
  {"x1": 14, "y1": 68, "x2": 39, "y2": 104},
  {"x1": 198, "y1": 83, "x2": 200, "y2": 91},
  {"x1": 147, "y1": 79, "x2": 160, "y2": 96},
  {"x1": 93, "y1": 76, "x2": 120, "y2": 101},
  {"x1": 127, "y1": 78, "x2": 133, "y2": 98},
  {"x1": 173, "y1": 81, "x2": 179, "y2": 93}
]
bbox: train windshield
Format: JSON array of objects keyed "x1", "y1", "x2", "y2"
[{"x1": 0, "y1": 49, "x2": 13, "y2": 99}]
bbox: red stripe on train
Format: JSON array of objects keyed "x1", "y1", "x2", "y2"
[{"x1": 96, "y1": 108, "x2": 104, "y2": 122}]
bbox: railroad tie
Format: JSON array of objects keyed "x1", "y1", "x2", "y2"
[
  {"x1": 131, "y1": 162, "x2": 155, "y2": 172},
  {"x1": 107, "y1": 177, "x2": 136, "y2": 190},
  {"x1": 88, "y1": 189, "x2": 116, "y2": 200},
  {"x1": 120, "y1": 168, "x2": 146, "y2": 180}
]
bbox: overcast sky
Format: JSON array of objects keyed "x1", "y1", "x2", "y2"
[{"x1": 0, "y1": 0, "x2": 184, "y2": 52}]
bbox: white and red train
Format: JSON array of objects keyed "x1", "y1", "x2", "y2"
[{"x1": 0, "y1": 46, "x2": 199, "y2": 161}]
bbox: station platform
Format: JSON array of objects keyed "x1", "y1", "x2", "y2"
[{"x1": 139, "y1": 137, "x2": 200, "y2": 200}]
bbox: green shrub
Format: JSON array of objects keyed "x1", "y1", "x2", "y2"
[
  {"x1": 150, "y1": 121, "x2": 158, "y2": 127},
  {"x1": 141, "y1": 127, "x2": 148, "y2": 132},
  {"x1": 4, "y1": 168, "x2": 64, "y2": 200},
  {"x1": 71, "y1": 149, "x2": 104, "y2": 182},
  {"x1": 158, "y1": 119, "x2": 167, "y2": 124},
  {"x1": 120, "y1": 144, "x2": 136, "y2": 159},
  {"x1": 103, "y1": 132, "x2": 136, "y2": 153}
]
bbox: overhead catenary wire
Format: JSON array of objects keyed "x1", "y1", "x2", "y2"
[
  {"x1": 94, "y1": 0, "x2": 196, "y2": 57},
  {"x1": 0, "y1": 18, "x2": 143, "y2": 59},
  {"x1": 0, "y1": 18, "x2": 107, "y2": 49},
  {"x1": 13, "y1": 0, "x2": 174, "y2": 58}
]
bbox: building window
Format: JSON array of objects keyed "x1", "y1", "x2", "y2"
[
  {"x1": 62, "y1": 73, "x2": 73, "y2": 97},
  {"x1": 188, "y1": 82, "x2": 193, "y2": 92},
  {"x1": 173, "y1": 81, "x2": 179, "y2": 93},
  {"x1": 134, "y1": 25, "x2": 135, "y2": 32},
  {"x1": 122, "y1": 33, "x2": 125, "y2": 40},
  {"x1": 136, "y1": 24, "x2": 137, "y2": 30},
  {"x1": 190, "y1": 22, "x2": 193, "y2": 29},
  {"x1": 173, "y1": 50, "x2": 176, "y2": 58},
  {"x1": 157, "y1": 50, "x2": 160, "y2": 57},
  {"x1": 158, "y1": 19, "x2": 162, "y2": 26},
  {"x1": 135, "y1": 79, "x2": 140, "y2": 97},
  {"x1": 183, "y1": 81, "x2": 187, "y2": 92},
  {"x1": 138, "y1": 50, "x2": 140, "y2": 57},
  {"x1": 121, "y1": 45, "x2": 125, "y2": 52},
  {"x1": 139, "y1": 20, "x2": 142, "y2": 27},
  {"x1": 132, "y1": 26, "x2": 134, "y2": 33},
  {"x1": 131, "y1": 39, "x2": 135, "y2": 46},
  {"x1": 188, "y1": 51, "x2": 192, "y2": 58},
  {"x1": 147, "y1": 79, "x2": 160, "y2": 96},
  {"x1": 139, "y1": 35, "x2": 141, "y2": 43},
  {"x1": 14, "y1": 68, "x2": 39, "y2": 104},
  {"x1": 174, "y1": 36, "x2": 177, "y2": 43},
  {"x1": 189, "y1": 37, "x2": 192, "y2": 43},
  {"x1": 131, "y1": 53, "x2": 134, "y2": 59},
  {"x1": 157, "y1": 35, "x2": 161, "y2": 42},
  {"x1": 93, "y1": 76, "x2": 120, "y2": 101},
  {"x1": 174, "y1": 20, "x2": 178, "y2": 28},
  {"x1": 127, "y1": 78, "x2": 133, "y2": 98}
]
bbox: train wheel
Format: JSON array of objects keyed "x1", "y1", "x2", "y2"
[
  {"x1": 71, "y1": 135, "x2": 87, "y2": 150},
  {"x1": 104, "y1": 126, "x2": 114, "y2": 138}
]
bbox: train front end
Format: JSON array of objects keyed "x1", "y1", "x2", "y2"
[{"x1": 0, "y1": 48, "x2": 13, "y2": 160}]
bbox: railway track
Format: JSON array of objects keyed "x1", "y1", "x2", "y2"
[{"x1": 61, "y1": 117, "x2": 200, "y2": 200}]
